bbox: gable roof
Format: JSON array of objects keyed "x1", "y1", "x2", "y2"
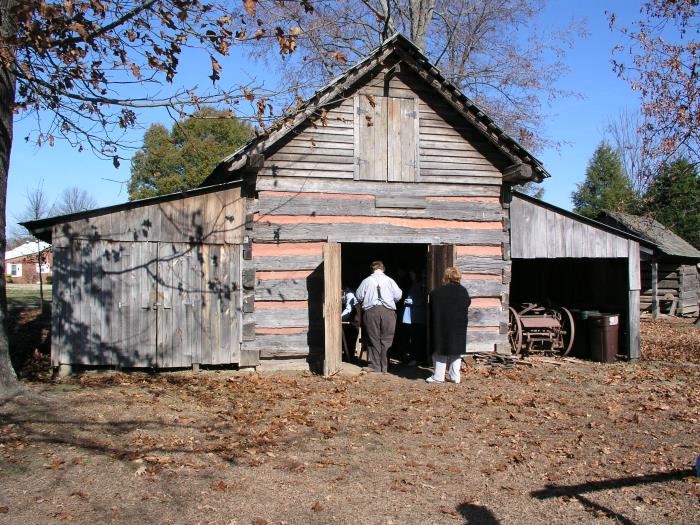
[
  {"x1": 602, "y1": 211, "x2": 700, "y2": 259},
  {"x1": 6, "y1": 241, "x2": 51, "y2": 260},
  {"x1": 203, "y1": 33, "x2": 549, "y2": 186}
]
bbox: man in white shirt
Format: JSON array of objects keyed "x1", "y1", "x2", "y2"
[{"x1": 355, "y1": 261, "x2": 402, "y2": 373}]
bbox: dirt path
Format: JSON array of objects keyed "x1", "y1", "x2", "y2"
[{"x1": 1, "y1": 318, "x2": 699, "y2": 524}]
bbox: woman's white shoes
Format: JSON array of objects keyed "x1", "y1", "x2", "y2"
[{"x1": 426, "y1": 376, "x2": 460, "y2": 384}]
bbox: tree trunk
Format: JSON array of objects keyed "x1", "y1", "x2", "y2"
[
  {"x1": 408, "y1": 0, "x2": 436, "y2": 52},
  {"x1": 37, "y1": 240, "x2": 44, "y2": 314},
  {"x1": 0, "y1": 0, "x2": 20, "y2": 394}
]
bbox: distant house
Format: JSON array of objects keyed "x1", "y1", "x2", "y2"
[
  {"x1": 5, "y1": 241, "x2": 52, "y2": 284},
  {"x1": 601, "y1": 212, "x2": 700, "y2": 317}
]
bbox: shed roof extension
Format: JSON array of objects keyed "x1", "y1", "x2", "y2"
[
  {"x1": 602, "y1": 211, "x2": 700, "y2": 259},
  {"x1": 203, "y1": 33, "x2": 549, "y2": 186}
]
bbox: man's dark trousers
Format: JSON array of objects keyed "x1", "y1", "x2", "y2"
[{"x1": 363, "y1": 305, "x2": 396, "y2": 372}]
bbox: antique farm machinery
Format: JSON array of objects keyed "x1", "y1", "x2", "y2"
[{"x1": 508, "y1": 303, "x2": 575, "y2": 356}]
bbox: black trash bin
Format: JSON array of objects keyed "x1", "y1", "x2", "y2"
[
  {"x1": 570, "y1": 310, "x2": 600, "y2": 359},
  {"x1": 588, "y1": 314, "x2": 619, "y2": 363}
]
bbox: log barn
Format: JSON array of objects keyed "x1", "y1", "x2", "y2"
[
  {"x1": 24, "y1": 35, "x2": 647, "y2": 375},
  {"x1": 601, "y1": 212, "x2": 700, "y2": 317}
]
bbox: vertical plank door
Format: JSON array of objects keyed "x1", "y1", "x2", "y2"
[
  {"x1": 387, "y1": 97, "x2": 418, "y2": 182},
  {"x1": 323, "y1": 242, "x2": 342, "y2": 376},
  {"x1": 355, "y1": 95, "x2": 388, "y2": 181},
  {"x1": 132, "y1": 241, "x2": 159, "y2": 367},
  {"x1": 427, "y1": 244, "x2": 455, "y2": 293}
]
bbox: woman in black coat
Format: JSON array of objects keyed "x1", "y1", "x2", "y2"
[{"x1": 426, "y1": 266, "x2": 471, "y2": 383}]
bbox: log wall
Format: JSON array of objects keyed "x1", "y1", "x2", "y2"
[
  {"x1": 243, "y1": 67, "x2": 513, "y2": 359},
  {"x1": 641, "y1": 261, "x2": 699, "y2": 316}
]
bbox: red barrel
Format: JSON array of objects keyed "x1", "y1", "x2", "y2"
[{"x1": 588, "y1": 314, "x2": 619, "y2": 363}]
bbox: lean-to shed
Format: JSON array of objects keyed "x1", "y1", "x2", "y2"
[
  {"x1": 509, "y1": 193, "x2": 654, "y2": 359},
  {"x1": 600, "y1": 212, "x2": 700, "y2": 317},
  {"x1": 24, "y1": 34, "x2": 646, "y2": 374}
]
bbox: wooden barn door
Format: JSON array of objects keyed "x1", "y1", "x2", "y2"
[
  {"x1": 323, "y1": 242, "x2": 342, "y2": 376},
  {"x1": 427, "y1": 244, "x2": 454, "y2": 293},
  {"x1": 158, "y1": 243, "x2": 242, "y2": 367},
  {"x1": 426, "y1": 244, "x2": 455, "y2": 361},
  {"x1": 355, "y1": 95, "x2": 418, "y2": 182},
  {"x1": 121, "y1": 242, "x2": 241, "y2": 368}
]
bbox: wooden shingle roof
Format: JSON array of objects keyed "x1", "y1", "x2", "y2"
[{"x1": 603, "y1": 211, "x2": 700, "y2": 259}]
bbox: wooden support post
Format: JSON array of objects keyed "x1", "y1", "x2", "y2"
[
  {"x1": 651, "y1": 255, "x2": 659, "y2": 320},
  {"x1": 192, "y1": 363, "x2": 200, "y2": 373},
  {"x1": 627, "y1": 241, "x2": 641, "y2": 360}
]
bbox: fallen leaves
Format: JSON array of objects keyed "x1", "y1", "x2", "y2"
[{"x1": 2, "y1": 318, "x2": 700, "y2": 523}]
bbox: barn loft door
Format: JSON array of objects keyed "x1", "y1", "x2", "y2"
[
  {"x1": 355, "y1": 95, "x2": 418, "y2": 182},
  {"x1": 323, "y1": 242, "x2": 342, "y2": 376}
]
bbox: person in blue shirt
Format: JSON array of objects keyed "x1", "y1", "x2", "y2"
[
  {"x1": 355, "y1": 261, "x2": 402, "y2": 373},
  {"x1": 401, "y1": 269, "x2": 426, "y2": 366}
]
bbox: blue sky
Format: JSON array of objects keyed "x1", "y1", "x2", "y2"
[{"x1": 6, "y1": 1, "x2": 642, "y2": 232}]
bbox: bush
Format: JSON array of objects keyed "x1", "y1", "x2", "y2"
[
  {"x1": 45, "y1": 275, "x2": 52, "y2": 285},
  {"x1": 5, "y1": 275, "x2": 12, "y2": 284}
]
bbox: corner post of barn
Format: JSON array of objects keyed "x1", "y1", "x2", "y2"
[{"x1": 627, "y1": 240, "x2": 641, "y2": 360}]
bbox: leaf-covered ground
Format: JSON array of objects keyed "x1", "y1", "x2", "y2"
[{"x1": 0, "y1": 318, "x2": 699, "y2": 524}]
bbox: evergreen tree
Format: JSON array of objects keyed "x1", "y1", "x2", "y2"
[
  {"x1": 643, "y1": 158, "x2": 700, "y2": 249},
  {"x1": 128, "y1": 108, "x2": 251, "y2": 200},
  {"x1": 572, "y1": 142, "x2": 637, "y2": 218}
]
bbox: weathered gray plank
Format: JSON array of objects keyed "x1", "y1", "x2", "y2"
[
  {"x1": 256, "y1": 307, "x2": 314, "y2": 328},
  {"x1": 455, "y1": 256, "x2": 507, "y2": 275},
  {"x1": 254, "y1": 222, "x2": 504, "y2": 244},
  {"x1": 254, "y1": 195, "x2": 502, "y2": 221},
  {"x1": 254, "y1": 254, "x2": 323, "y2": 271},
  {"x1": 53, "y1": 187, "x2": 245, "y2": 245},
  {"x1": 417, "y1": 175, "x2": 502, "y2": 186},
  {"x1": 460, "y1": 279, "x2": 505, "y2": 297},
  {"x1": 255, "y1": 279, "x2": 309, "y2": 301},
  {"x1": 256, "y1": 176, "x2": 501, "y2": 197}
]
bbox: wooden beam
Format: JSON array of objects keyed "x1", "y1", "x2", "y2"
[
  {"x1": 651, "y1": 255, "x2": 659, "y2": 320},
  {"x1": 628, "y1": 240, "x2": 641, "y2": 360},
  {"x1": 502, "y1": 163, "x2": 533, "y2": 182},
  {"x1": 246, "y1": 154, "x2": 265, "y2": 169}
]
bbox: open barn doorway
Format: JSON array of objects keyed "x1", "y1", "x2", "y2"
[
  {"x1": 338, "y1": 243, "x2": 430, "y2": 369},
  {"x1": 510, "y1": 258, "x2": 629, "y2": 359}
]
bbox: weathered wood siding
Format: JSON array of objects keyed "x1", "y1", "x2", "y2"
[
  {"x1": 640, "y1": 261, "x2": 699, "y2": 316},
  {"x1": 243, "y1": 67, "x2": 513, "y2": 358},
  {"x1": 510, "y1": 196, "x2": 631, "y2": 259},
  {"x1": 50, "y1": 187, "x2": 245, "y2": 368},
  {"x1": 50, "y1": 187, "x2": 245, "y2": 248}
]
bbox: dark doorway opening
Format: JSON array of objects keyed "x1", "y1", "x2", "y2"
[
  {"x1": 340, "y1": 243, "x2": 430, "y2": 368},
  {"x1": 341, "y1": 243, "x2": 429, "y2": 294},
  {"x1": 511, "y1": 258, "x2": 629, "y2": 358}
]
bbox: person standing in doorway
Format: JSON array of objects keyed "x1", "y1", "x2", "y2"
[
  {"x1": 401, "y1": 269, "x2": 427, "y2": 366},
  {"x1": 356, "y1": 261, "x2": 402, "y2": 373},
  {"x1": 426, "y1": 266, "x2": 471, "y2": 383}
]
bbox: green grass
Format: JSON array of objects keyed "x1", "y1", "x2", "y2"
[{"x1": 6, "y1": 285, "x2": 52, "y2": 310}]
